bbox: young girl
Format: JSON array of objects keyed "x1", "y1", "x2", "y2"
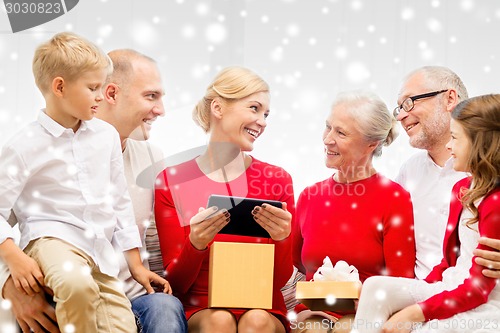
[{"x1": 353, "y1": 94, "x2": 500, "y2": 333}]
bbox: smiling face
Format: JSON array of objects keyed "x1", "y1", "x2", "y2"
[
  {"x1": 446, "y1": 118, "x2": 472, "y2": 172},
  {"x1": 114, "y1": 58, "x2": 165, "y2": 141},
  {"x1": 396, "y1": 72, "x2": 451, "y2": 151},
  {"x1": 211, "y1": 91, "x2": 269, "y2": 151},
  {"x1": 323, "y1": 103, "x2": 376, "y2": 175}
]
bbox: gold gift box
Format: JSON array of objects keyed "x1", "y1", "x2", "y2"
[
  {"x1": 208, "y1": 241, "x2": 275, "y2": 309},
  {"x1": 296, "y1": 280, "x2": 362, "y2": 312}
]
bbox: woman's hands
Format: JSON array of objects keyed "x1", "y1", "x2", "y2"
[
  {"x1": 252, "y1": 202, "x2": 292, "y2": 241},
  {"x1": 188, "y1": 200, "x2": 291, "y2": 250},
  {"x1": 189, "y1": 207, "x2": 230, "y2": 250}
]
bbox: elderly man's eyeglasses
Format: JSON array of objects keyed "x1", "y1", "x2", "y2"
[{"x1": 393, "y1": 89, "x2": 448, "y2": 117}]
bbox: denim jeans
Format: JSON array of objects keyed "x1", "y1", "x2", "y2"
[{"x1": 132, "y1": 293, "x2": 187, "y2": 333}]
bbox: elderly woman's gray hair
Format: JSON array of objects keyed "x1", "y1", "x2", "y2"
[{"x1": 332, "y1": 90, "x2": 398, "y2": 157}]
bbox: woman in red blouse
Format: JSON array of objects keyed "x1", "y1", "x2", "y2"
[
  {"x1": 354, "y1": 94, "x2": 500, "y2": 333},
  {"x1": 154, "y1": 66, "x2": 295, "y2": 333},
  {"x1": 292, "y1": 91, "x2": 416, "y2": 333}
]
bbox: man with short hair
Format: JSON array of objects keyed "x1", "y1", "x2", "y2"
[
  {"x1": 394, "y1": 65, "x2": 500, "y2": 280},
  {"x1": 394, "y1": 66, "x2": 469, "y2": 279}
]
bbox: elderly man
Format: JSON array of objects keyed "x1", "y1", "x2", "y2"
[{"x1": 394, "y1": 65, "x2": 500, "y2": 280}]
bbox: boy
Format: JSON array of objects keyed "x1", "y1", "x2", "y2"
[{"x1": 0, "y1": 32, "x2": 170, "y2": 332}]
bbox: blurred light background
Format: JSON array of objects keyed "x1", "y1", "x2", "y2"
[{"x1": 0, "y1": 0, "x2": 499, "y2": 197}]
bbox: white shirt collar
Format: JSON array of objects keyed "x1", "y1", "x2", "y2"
[{"x1": 38, "y1": 109, "x2": 96, "y2": 137}]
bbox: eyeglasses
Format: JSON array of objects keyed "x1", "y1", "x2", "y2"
[{"x1": 393, "y1": 89, "x2": 448, "y2": 118}]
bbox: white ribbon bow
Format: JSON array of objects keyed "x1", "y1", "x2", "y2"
[{"x1": 312, "y1": 256, "x2": 360, "y2": 282}]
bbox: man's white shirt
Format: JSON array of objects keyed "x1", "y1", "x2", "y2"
[{"x1": 396, "y1": 150, "x2": 467, "y2": 279}]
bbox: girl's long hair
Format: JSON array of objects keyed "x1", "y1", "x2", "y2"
[{"x1": 452, "y1": 94, "x2": 500, "y2": 225}]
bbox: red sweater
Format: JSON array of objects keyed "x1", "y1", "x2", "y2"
[
  {"x1": 293, "y1": 173, "x2": 416, "y2": 282},
  {"x1": 420, "y1": 177, "x2": 500, "y2": 320},
  {"x1": 292, "y1": 174, "x2": 416, "y2": 315},
  {"x1": 154, "y1": 157, "x2": 295, "y2": 323}
]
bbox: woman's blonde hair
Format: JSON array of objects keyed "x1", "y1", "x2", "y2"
[
  {"x1": 332, "y1": 90, "x2": 398, "y2": 157},
  {"x1": 452, "y1": 94, "x2": 500, "y2": 225},
  {"x1": 32, "y1": 32, "x2": 112, "y2": 94},
  {"x1": 193, "y1": 66, "x2": 269, "y2": 132}
]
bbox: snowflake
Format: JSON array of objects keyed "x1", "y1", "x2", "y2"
[
  {"x1": 270, "y1": 46, "x2": 284, "y2": 62},
  {"x1": 63, "y1": 261, "x2": 74, "y2": 272},
  {"x1": 427, "y1": 18, "x2": 442, "y2": 32},
  {"x1": 80, "y1": 265, "x2": 91, "y2": 276},
  {"x1": 375, "y1": 288, "x2": 386, "y2": 301},
  {"x1": 286, "y1": 24, "x2": 300, "y2": 37},
  {"x1": 335, "y1": 46, "x2": 348, "y2": 59},
  {"x1": 0, "y1": 323, "x2": 17, "y2": 333},
  {"x1": 205, "y1": 23, "x2": 227, "y2": 44},
  {"x1": 7, "y1": 165, "x2": 19, "y2": 176},
  {"x1": 431, "y1": 0, "x2": 440, "y2": 8},
  {"x1": 345, "y1": 62, "x2": 370, "y2": 83},
  {"x1": 98, "y1": 24, "x2": 113, "y2": 38},
  {"x1": 196, "y1": 3, "x2": 210, "y2": 16},
  {"x1": 84, "y1": 228, "x2": 94, "y2": 239},
  {"x1": 63, "y1": 324, "x2": 75, "y2": 333},
  {"x1": 460, "y1": 0, "x2": 474, "y2": 11},
  {"x1": 182, "y1": 25, "x2": 196, "y2": 39},
  {"x1": 1, "y1": 299, "x2": 12, "y2": 310},
  {"x1": 326, "y1": 294, "x2": 337, "y2": 305},
  {"x1": 351, "y1": 0, "x2": 363, "y2": 11},
  {"x1": 401, "y1": 8, "x2": 414, "y2": 20},
  {"x1": 391, "y1": 216, "x2": 402, "y2": 226},
  {"x1": 130, "y1": 22, "x2": 158, "y2": 47}
]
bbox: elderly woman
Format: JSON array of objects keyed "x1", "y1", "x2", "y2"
[
  {"x1": 154, "y1": 66, "x2": 295, "y2": 333},
  {"x1": 292, "y1": 91, "x2": 416, "y2": 333}
]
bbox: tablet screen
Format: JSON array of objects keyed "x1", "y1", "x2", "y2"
[{"x1": 206, "y1": 195, "x2": 282, "y2": 238}]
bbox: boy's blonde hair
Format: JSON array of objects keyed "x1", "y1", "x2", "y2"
[{"x1": 32, "y1": 32, "x2": 112, "y2": 94}]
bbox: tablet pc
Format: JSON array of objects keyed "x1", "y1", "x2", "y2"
[{"x1": 206, "y1": 195, "x2": 282, "y2": 238}]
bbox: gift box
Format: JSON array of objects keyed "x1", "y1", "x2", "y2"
[
  {"x1": 295, "y1": 280, "x2": 362, "y2": 312},
  {"x1": 208, "y1": 241, "x2": 275, "y2": 309}
]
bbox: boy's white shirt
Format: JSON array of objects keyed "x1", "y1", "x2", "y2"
[
  {"x1": 0, "y1": 110, "x2": 141, "y2": 284},
  {"x1": 0, "y1": 137, "x2": 164, "y2": 302}
]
